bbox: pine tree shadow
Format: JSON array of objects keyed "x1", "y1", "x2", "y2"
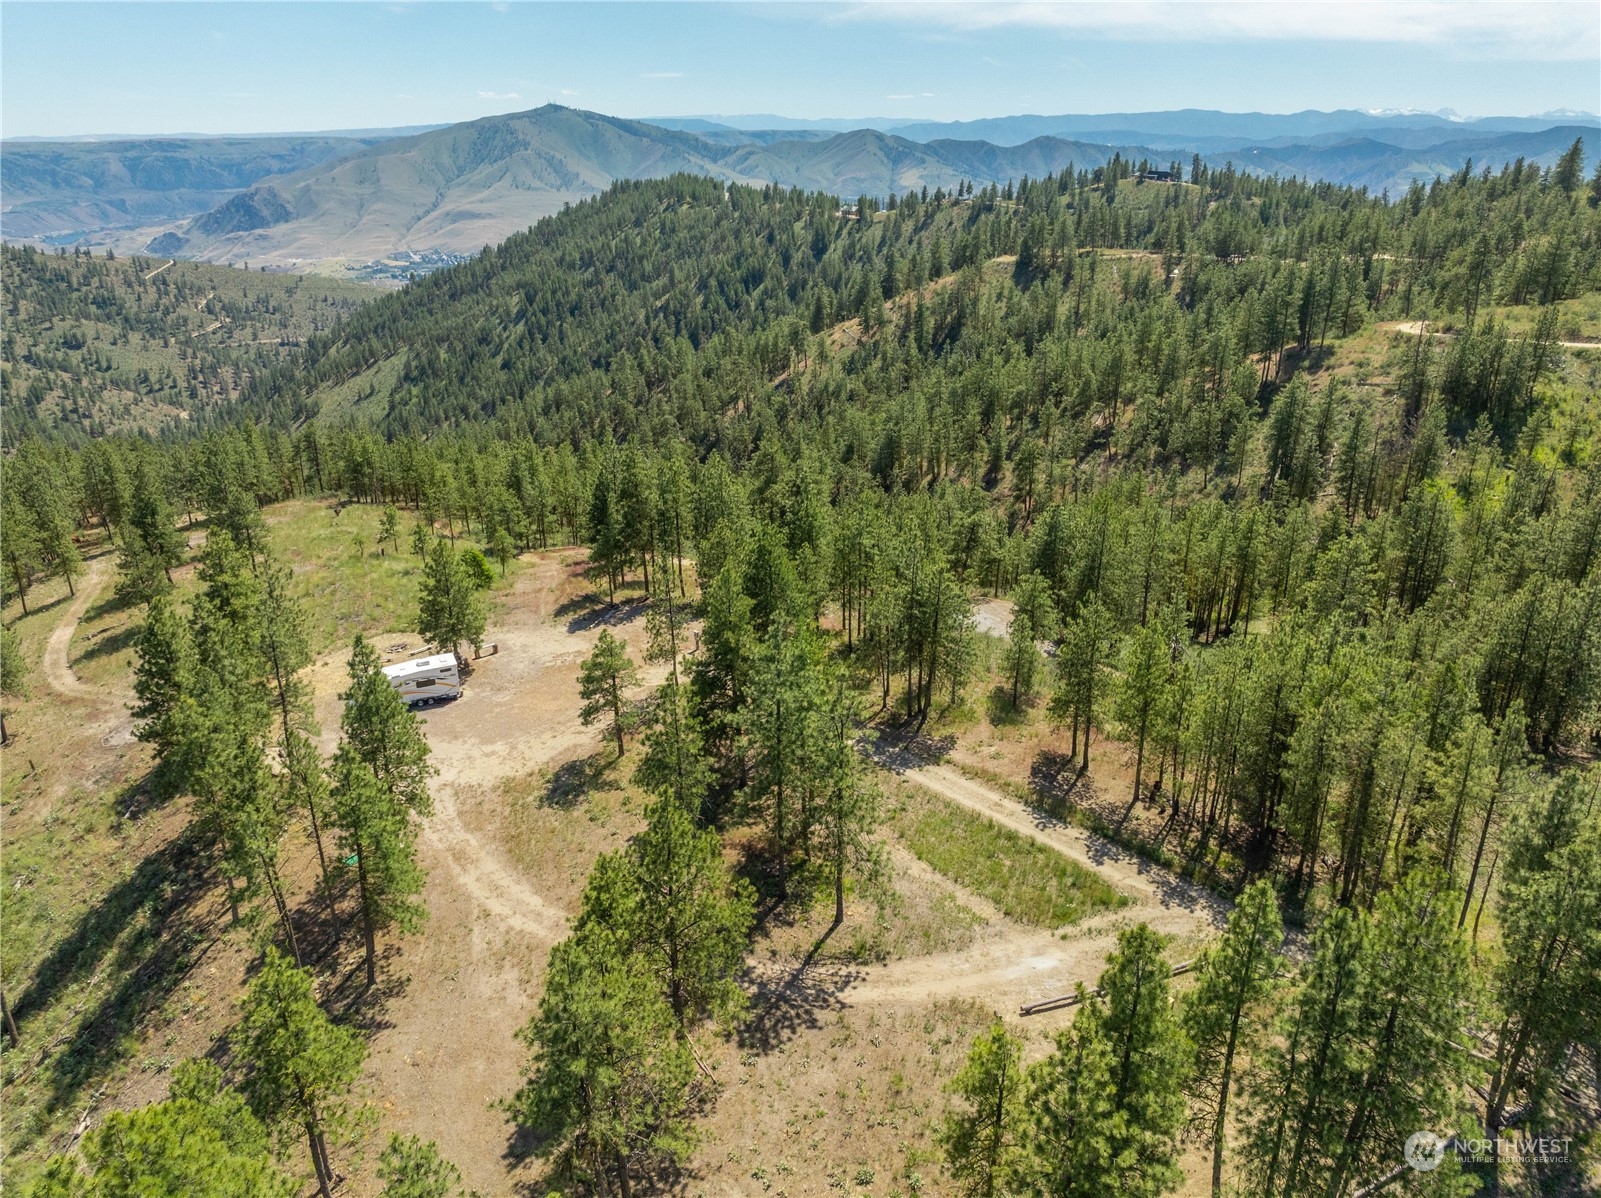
[
  {"x1": 733, "y1": 851, "x2": 861, "y2": 1054},
  {"x1": 73, "y1": 623, "x2": 140, "y2": 665},
  {"x1": 736, "y1": 956, "x2": 859, "y2": 1055},
  {"x1": 552, "y1": 592, "x2": 605, "y2": 622},
  {"x1": 319, "y1": 943, "x2": 407, "y2": 1036},
  {"x1": 564, "y1": 595, "x2": 647, "y2": 633},
  {"x1": 985, "y1": 685, "x2": 1030, "y2": 726},
  {"x1": 7, "y1": 827, "x2": 220, "y2": 1157},
  {"x1": 542, "y1": 753, "x2": 609, "y2": 809},
  {"x1": 82, "y1": 585, "x2": 140, "y2": 624},
  {"x1": 864, "y1": 725, "x2": 957, "y2": 771}
]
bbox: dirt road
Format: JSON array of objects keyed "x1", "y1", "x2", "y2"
[
  {"x1": 1383, "y1": 319, "x2": 1600, "y2": 349},
  {"x1": 42, "y1": 557, "x2": 112, "y2": 699},
  {"x1": 834, "y1": 739, "x2": 1229, "y2": 1010}
]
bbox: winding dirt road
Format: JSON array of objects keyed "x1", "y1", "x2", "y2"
[
  {"x1": 42, "y1": 557, "x2": 112, "y2": 699},
  {"x1": 1384, "y1": 319, "x2": 1600, "y2": 350},
  {"x1": 372, "y1": 578, "x2": 1230, "y2": 1011},
  {"x1": 49, "y1": 543, "x2": 1229, "y2": 1014}
]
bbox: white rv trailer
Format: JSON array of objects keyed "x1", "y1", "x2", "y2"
[{"x1": 381, "y1": 654, "x2": 461, "y2": 706}]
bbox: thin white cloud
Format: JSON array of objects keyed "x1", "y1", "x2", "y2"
[
  {"x1": 478, "y1": 90, "x2": 520, "y2": 100},
  {"x1": 560, "y1": 88, "x2": 579, "y2": 96},
  {"x1": 641, "y1": 71, "x2": 687, "y2": 79},
  {"x1": 838, "y1": 2, "x2": 1598, "y2": 59}
]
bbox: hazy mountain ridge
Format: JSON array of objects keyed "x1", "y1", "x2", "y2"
[
  {"x1": 4, "y1": 104, "x2": 1592, "y2": 271},
  {"x1": 0, "y1": 135, "x2": 396, "y2": 239},
  {"x1": 1214, "y1": 124, "x2": 1600, "y2": 193},
  {"x1": 156, "y1": 106, "x2": 762, "y2": 266}
]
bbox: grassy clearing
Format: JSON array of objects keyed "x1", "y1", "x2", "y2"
[
  {"x1": 266, "y1": 498, "x2": 520, "y2": 654},
  {"x1": 888, "y1": 787, "x2": 1124, "y2": 929},
  {"x1": 266, "y1": 499, "x2": 425, "y2": 652}
]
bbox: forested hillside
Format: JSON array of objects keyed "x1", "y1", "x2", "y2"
[
  {"x1": 3, "y1": 143, "x2": 1600, "y2": 1196},
  {"x1": 0, "y1": 246, "x2": 375, "y2": 440}
]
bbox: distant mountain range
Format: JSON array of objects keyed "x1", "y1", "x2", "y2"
[
  {"x1": 652, "y1": 107, "x2": 1599, "y2": 146},
  {"x1": 2, "y1": 105, "x2": 1594, "y2": 274},
  {"x1": 0, "y1": 135, "x2": 400, "y2": 241}
]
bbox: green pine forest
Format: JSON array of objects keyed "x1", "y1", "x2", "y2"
[{"x1": 3, "y1": 143, "x2": 1600, "y2": 1197}]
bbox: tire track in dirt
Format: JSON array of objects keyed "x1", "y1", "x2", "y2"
[
  {"x1": 422, "y1": 781, "x2": 571, "y2": 941},
  {"x1": 399, "y1": 586, "x2": 666, "y2": 943}
]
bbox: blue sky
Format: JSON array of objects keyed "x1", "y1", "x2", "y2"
[{"x1": 2, "y1": 2, "x2": 1597, "y2": 138}]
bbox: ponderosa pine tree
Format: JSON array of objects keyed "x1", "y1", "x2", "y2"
[
  {"x1": 1459, "y1": 702, "x2": 1528, "y2": 928},
  {"x1": 127, "y1": 458, "x2": 186, "y2": 583},
  {"x1": 340, "y1": 633, "x2": 434, "y2": 815},
  {"x1": 1114, "y1": 618, "x2": 1174, "y2": 806},
  {"x1": 0, "y1": 624, "x2": 27, "y2": 745},
  {"x1": 257, "y1": 555, "x2": 312, "y2": 744},
  {"x1": 283, "y1": 729, "x2": 341, "y2": 934},
  {"x1": 1179, "y1": 878, "x2": 1284, "y2": 1198},
  {"x1": 635, "y1": 678, "x2": 713, "y2": 813},
  {"x1": 579, "y1": 629, "x2": 640, "y2": 758},
  {"x1": 12, "y1": 442, "x2": 83, "y2": 599},
  {"x1": 1051, "y1": 599, "x2": 1121, "y2": 771},
  {"x1": 417, "y1": 536, "x2": 486, "y2": 665},
  {"x1": 1240, "y1": 871, "x2": 1473, "y2": 1197},
  {"x1": 688, "y1": 560, "x2": 756, "y2": 785},
  {"x1": 614, "y1": 797, "x2": 754, "y2": 1027},
  {"x1": 329, "y1": 745, "x2": 427, "y2": 988},
  {"x1": 1005, "y1": 601, "x2": 1046, "y2": 709},
  {"x1": 1016, "y1": 925, "x2": 1189, "y2": 1198},
  {"x1": 743, "y1": 523, "x2": 800, "y2": 635},
  {"x1": 231, "y1": 740, "x2": 302, "y2": 963},
  {"x1": 587, "y1": 469, "x2": 627, "y2": 604},
  {"x1": 128, "y1": 608, "x2": 193, "y2": 735},
  {"x1": 114, "y1": 532, "x2": 172, "y2": 606},
  {"x1": 1483, "y1": 768, "x2": 1601, "y2": 1135},
  {"x1": 1, "y1": 471, "x2": 43, "y2": 617},
  {"x1": 489, "y1": 527, "x2": 515, "y2": 577},
  {"x1": 814, "y1": 676, "x2": 882, "y2": 926},
  {"x1": 645, "y1": 566, "x2": 688, "y2": 686},
  {"x1": 742, "y1": 620, "x2": 823, "y2": 890},
  {"x1": 377, "y1": 1134, "x2": 461, "y2": 1198},
  {"x1": 377, "y1": 505, "x2": 401, "y2": 553},
  {"x1": 233, "y1": 949, "x2": 365, "y2": 1198},
  {"x1": 27, "y1": 1059, "x2": 294, "y2": 1198},
  {"x1": 512, "y1": 918, "x2": 696, "y2": 1194},
  {"x1": 655, "y1": 453, "x2": 693, "y2": 594},
  {"x1": 939, "y1": 1018, "x2": 1024, "y2": 1198}
]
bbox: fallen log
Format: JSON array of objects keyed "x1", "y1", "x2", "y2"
[{"x1": 1020, "y1": 959, "x2": 1196, "y2": 1016}]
